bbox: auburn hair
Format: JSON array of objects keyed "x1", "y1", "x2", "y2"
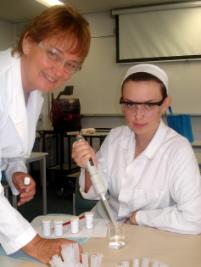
[{"x1": 12, "y1": 5, "x2": 91, "y2": 62}]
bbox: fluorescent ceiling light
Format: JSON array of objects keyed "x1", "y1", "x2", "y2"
[{"x1": 35, "y1": 0, "x2": 64, "y2": 7}]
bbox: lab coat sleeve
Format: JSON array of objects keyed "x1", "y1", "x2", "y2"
[
  {"x1": 0, "y1": 83, "x2": 27, "y2": 195},
  {"x1": 136, "y1": 145, "x2": 201, "y2": 234},
  {"x1": 0, "y1": 145, "x2": 36, "y2": 254},
  {"x1": 0, "y1": 106, "x2": 36, "y2": 253},
  {"x1": 5, "y1": 157, "x2": 27, "y2": 195},
  {"x1": 0, "y1": 184, "x2": 36, "y2": 254}
]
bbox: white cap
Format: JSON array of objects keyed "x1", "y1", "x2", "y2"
[
  {"x1": 24, "y1": 176, "x2": 31, "y2": 185},
  {"x1": 122, "y1": 64, "x2": 168, "y2": 92}
]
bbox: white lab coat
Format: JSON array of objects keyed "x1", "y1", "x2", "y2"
[
  {"x1": 80, "y1": 121, "x2": 201, "y2": 234},
  {"x1": 0, "y1": 49, "x2": 43, "y2": 253}
]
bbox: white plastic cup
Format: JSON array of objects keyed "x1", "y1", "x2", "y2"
[
  {"x1": 121, "y1": 261, "x2": 129, "y2": 267},
  {"x1": 42, "y1": 219, "x2": 51, "y2": 236},
  {"x1": 141, "y1": 258, "x2": 149, "y2": 267},
  {"x1": 133, "y1": 258, "x2": 140, "y2": 267},
  {"x1": 85, "y1": 212, "x2": 94, "y2": 229},
  {"x1": 152, "y1": 262, "x2": 160, "y2": 267},
  {"x1": 54, "y1": 220, "x2": 63, "y2": 237},
  {"x1": 70, "y1": 216, "x2": 79, "y2": 234}
]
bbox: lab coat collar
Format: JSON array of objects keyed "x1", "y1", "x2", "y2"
[
  {"x1": 143, "y1": 120, "x2": 169, "y2": 159},
  {"x1": 119, "y1": 121, "x2": 168, "y2": 162}
]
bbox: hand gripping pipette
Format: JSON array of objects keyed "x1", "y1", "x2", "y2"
[
  {"x1": 75, "y1": 135, "x2": 107, "y2": 198},
  {"x1": 75, "y1": 135, "x2": 117, "y2": 226}
]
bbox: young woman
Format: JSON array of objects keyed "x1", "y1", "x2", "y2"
[
  {"x1": 0, "y1": 5, "x2": 90, "y2": 263},
  {"x1": 72, "y1": 64, "x2": 201, "y2": 234}
]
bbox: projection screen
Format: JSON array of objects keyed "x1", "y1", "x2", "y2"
[{"x1": 113, "y1": 2, "x2": 201, "y2": 63}]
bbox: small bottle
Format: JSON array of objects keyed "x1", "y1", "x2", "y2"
[
  {"x1": 42, "y1": 219, "x2": 51, "y2": 236},
  {"x1": 133, "y1": 258, "x2": 140, "y2": 267},
  {"x1": 141, "y1": 258, "x2": 149, "y2": 267},
  {"x1": 24, "y1": 177, "x2": 31, "y2": 186},
  {"x1": 54, "y1": 220, "x2": 63, "y2": 237},
  {"x1": 70, "y1": 216, "x2": 79, "y2": 234},
  {"x1": 16, "y1": 176, "x2": 31, "y2": 205},
  {"x1": 121, "y1": 261, "x2": 129, "y2": 267},
  {"x1": 85, "y1": 212, "x2": 94, "y2": 229}
]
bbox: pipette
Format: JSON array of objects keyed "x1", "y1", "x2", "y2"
[
  {"x1": 75, "y1": 135, "x2": 117, "y2": 227},
  {"x1": 76, "y1": 136, "x2": 125, "y2": 248}
]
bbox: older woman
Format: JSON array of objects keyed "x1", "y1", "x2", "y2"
[
  {"x1": 72, "y1": 64, "x2": 201, "y2": 234},
  {"x1": 0, "y1": 5, "x2": 90, "y2": 263}
]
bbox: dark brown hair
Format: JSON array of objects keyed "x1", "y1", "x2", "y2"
[
  {"x1": 122, "y1": 72, "x2": 168, "y2": 99},
  {"x1": 12, "y1": 5, "x2": 91, "y2": 62}
]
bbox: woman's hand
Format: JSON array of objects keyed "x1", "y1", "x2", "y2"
[
  {"x1": 125, "y1": 212, "x2": 137, "y2": 225},
  {"x1": 72, "y1": 139, "x2": 96, "y2": 168},
  {"x1": 72, "y1": 139, "x2": 97, "y2": 193},
  {"x1": 12, "y1": 172, "x2": 36, "y2": 206},
  {"x1": 22, "y1": 234, "x2": 82, "y2": 264}
]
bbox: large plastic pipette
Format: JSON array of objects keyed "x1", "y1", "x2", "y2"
[{"x1": 75, "y1": 135, "x2": 117, "y2": 227}]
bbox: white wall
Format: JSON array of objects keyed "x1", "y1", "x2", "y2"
[
  {"x1": 1, "y1": 14, "x2": 201, "y2": 140},
  {"x1": 0, "y1": 20, "x2": 15, "y2": 49},
  {"x1": 69, "y1": 11, "x2": 201, "y2": 140},
  {"x1": 63, "y1": 11, "x2": 201, "y2": 116}
]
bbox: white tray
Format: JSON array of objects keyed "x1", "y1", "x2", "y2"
[{"x1": 31, "y1": 214, "x2": 108, "y2": 239}]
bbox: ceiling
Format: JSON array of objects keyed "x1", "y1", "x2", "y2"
[{"x1": 0, "y1": 0, "x2": 195, "y2": 23}]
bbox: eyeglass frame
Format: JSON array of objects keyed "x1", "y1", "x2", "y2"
[
  {"x1": 119, "y1": 97, "x2": 166, "y2": 113},
  {"x1": 38, "y1": 42, "x2": 82, "y2": 74}
]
